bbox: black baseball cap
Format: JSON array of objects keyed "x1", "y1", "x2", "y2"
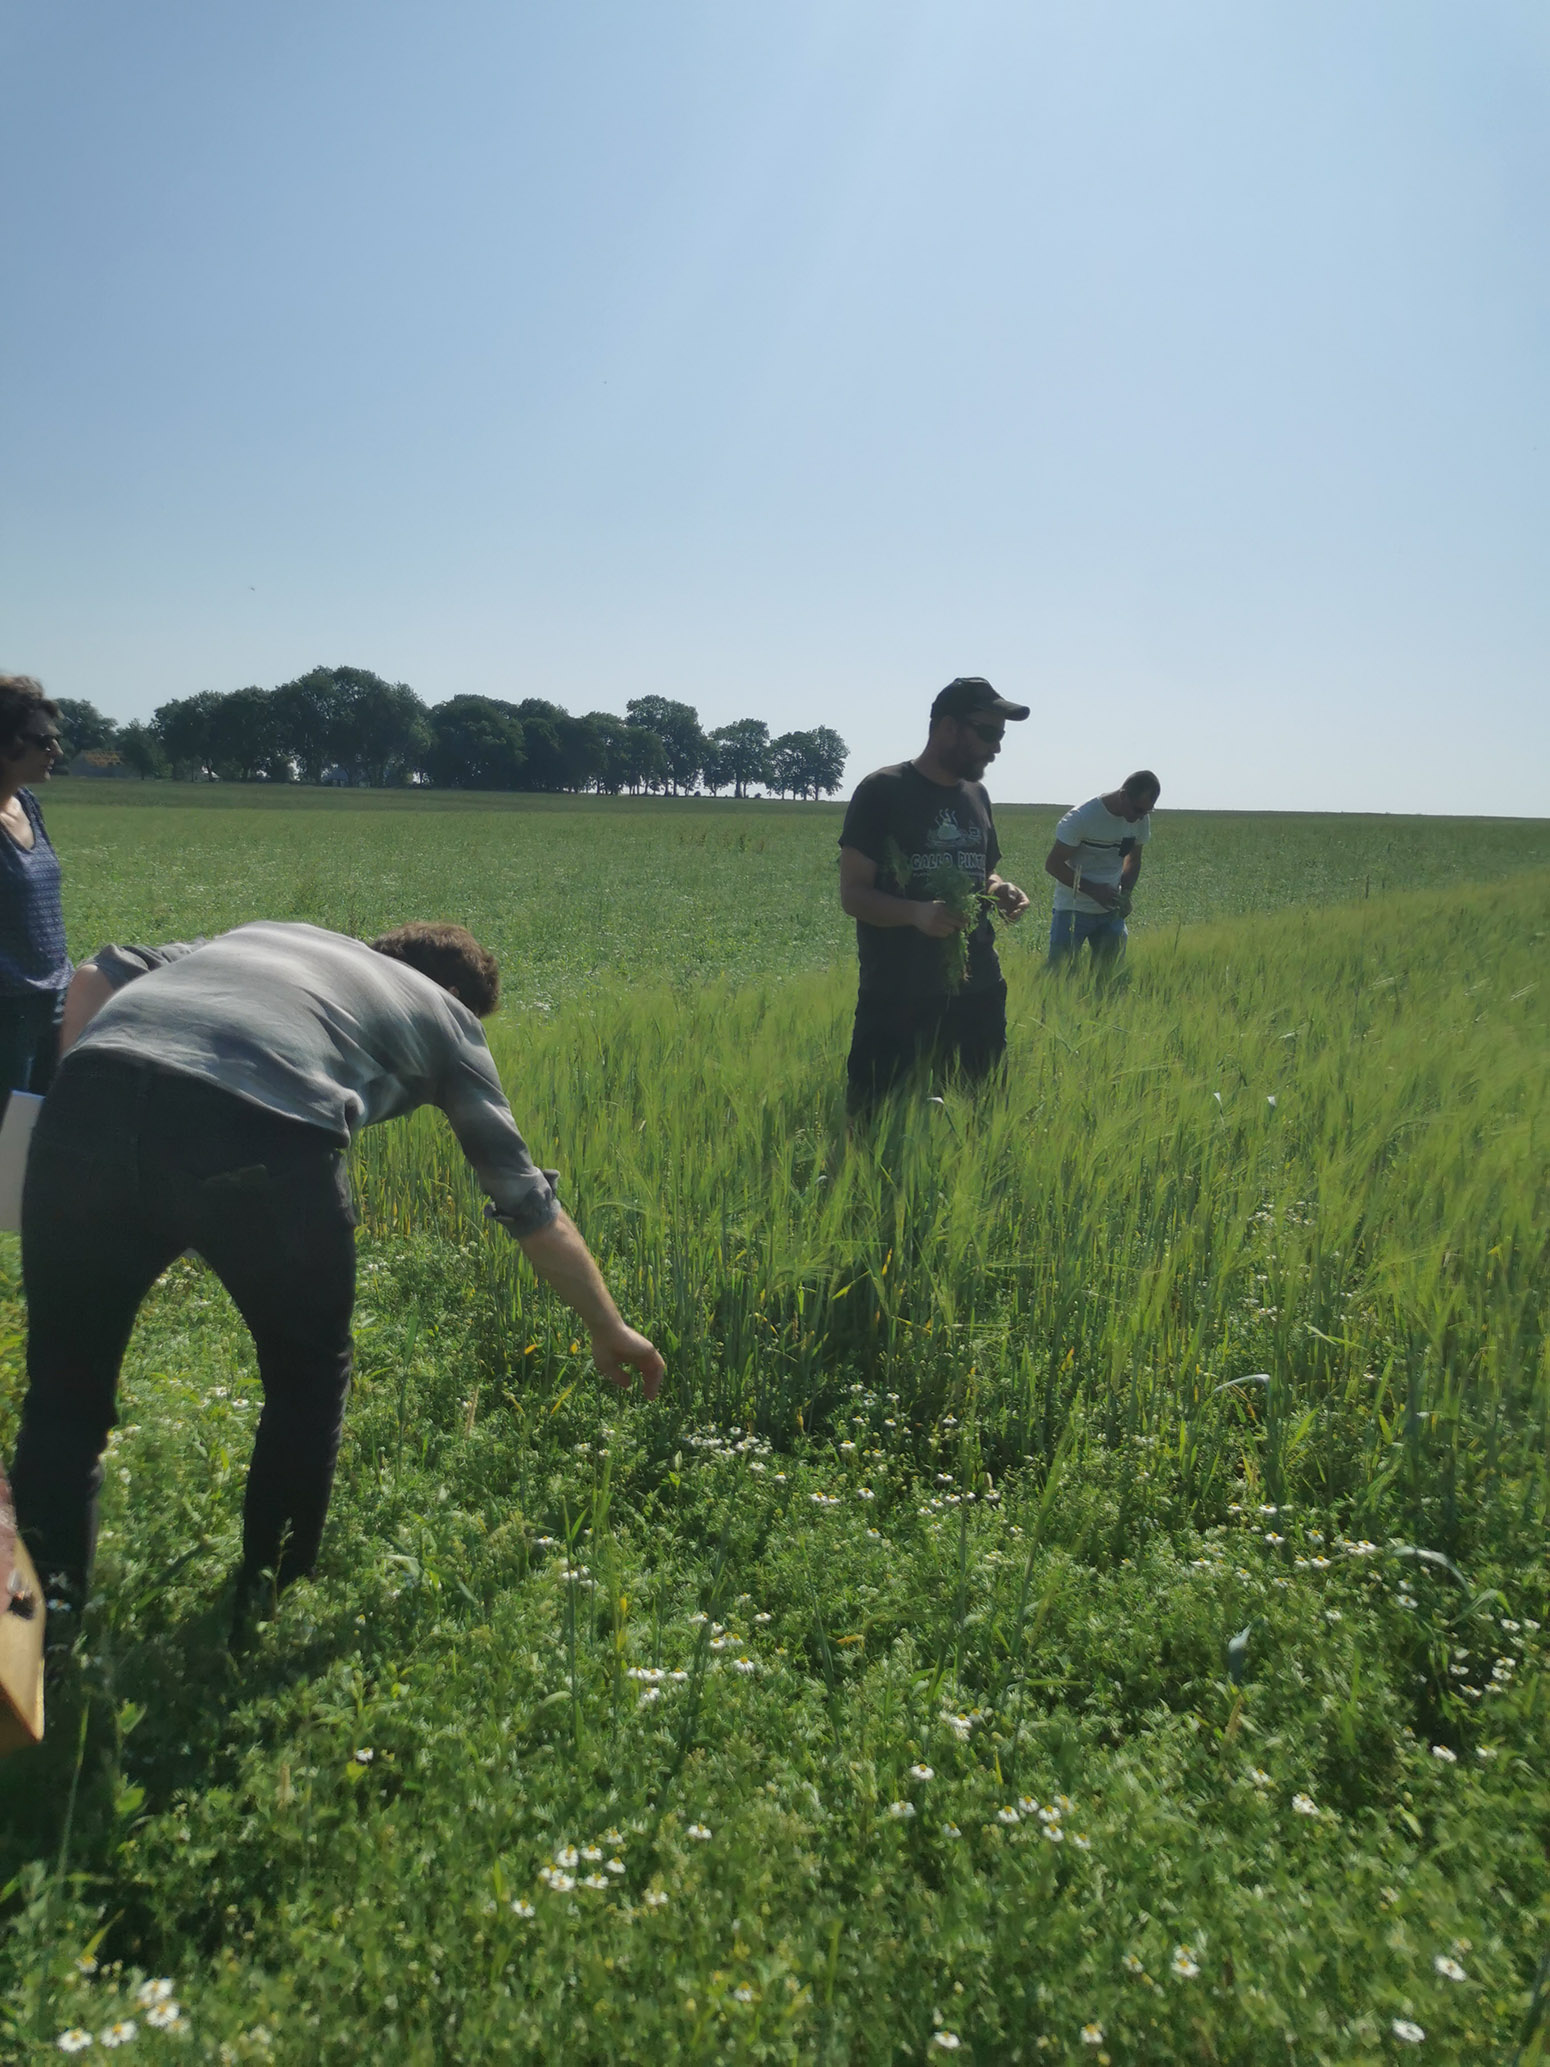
[{"x1": 930, "y1": 676, "x2": 1030, "y2": 726}]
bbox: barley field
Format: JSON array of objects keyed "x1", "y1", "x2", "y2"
[{"x1": 2, "y1": 790, "x2": 1547, "y2": 2064}]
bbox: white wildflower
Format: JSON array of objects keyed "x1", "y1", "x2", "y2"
[{"x1": 1433, "y1": 1955, "x2": 1466, "y2": 1981}]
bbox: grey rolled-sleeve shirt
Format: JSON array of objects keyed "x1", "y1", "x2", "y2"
[{"x1": 77, "y1": 921, "x2": 559, "y2": 1237}]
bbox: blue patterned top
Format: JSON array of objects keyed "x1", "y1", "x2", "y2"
[{"x1": 0, "y1": 789, "x2": 71, "y2": 996}]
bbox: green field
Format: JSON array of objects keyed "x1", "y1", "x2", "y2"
[{"x1": 3, "y1": 792, "x2": 1548, "y2": 2064}]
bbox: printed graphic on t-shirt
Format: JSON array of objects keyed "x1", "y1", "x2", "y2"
[{"x1": 893, "y1": 805, "x2": 989, "y2": 892}]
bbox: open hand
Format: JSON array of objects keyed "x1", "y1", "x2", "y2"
[{"x1": 591, "y1": 1324, "x2": 665, "y2": 1401}]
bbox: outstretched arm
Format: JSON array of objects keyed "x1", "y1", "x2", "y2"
[{"x1": 516, "y1": 1208, "x2": 664, "y2": 1400}]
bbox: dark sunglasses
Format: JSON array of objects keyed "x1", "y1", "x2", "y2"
[{"x1": 964, "y1": 721, "x2": 1004, "y2": 747}]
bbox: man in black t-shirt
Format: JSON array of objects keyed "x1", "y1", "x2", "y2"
[{"x1": 838, "y1": 677, "x2": 1031, "y2": 1112}]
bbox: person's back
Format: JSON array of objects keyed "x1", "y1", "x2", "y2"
[{"x1": 11, "y1": 918, "x2": 662, "y2": 1634}]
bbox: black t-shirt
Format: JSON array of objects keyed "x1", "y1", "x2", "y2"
[{"x1": 839, "y1": 763, "x2": 1003, "y2": 999}]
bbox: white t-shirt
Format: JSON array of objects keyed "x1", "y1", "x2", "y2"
[{"x1": 1051, "y1": 797, "x2": 1151, "y2": 914}]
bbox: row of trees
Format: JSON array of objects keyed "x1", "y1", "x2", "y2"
[{"x1": 56, "y1": 670, "x2": 848, "y2": 799}]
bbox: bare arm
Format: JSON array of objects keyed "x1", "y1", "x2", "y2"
[
  {"x1": 1043, "y1": 841, "x2": 1119, "y2": 910},
  {"x1": 1120, "y1": 848, "x2": 1144, "y2": 895},
  {"x1": 516, "y1": 1206, "x2": 664, "y2": 1400},
  {"x1": 839, "y1": 846, "x2": 966, "y2": 939},
  {"x1": 58, "y1": 962, "x2": 117, "y2": 1056}
]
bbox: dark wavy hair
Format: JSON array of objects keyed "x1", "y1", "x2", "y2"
[
  {"x1": 0, "y1": 676, "x2": 60, "y2": 758},
  {"x1": 369, "y1": 922, "x2": 500, "y2": 1017}
]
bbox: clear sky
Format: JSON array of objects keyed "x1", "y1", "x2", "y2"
[{"x1": 3, "y1": 1, "x2": 1546, "y2": 811}]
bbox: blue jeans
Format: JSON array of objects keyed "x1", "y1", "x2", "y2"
[{"x1": 1048, "y1": 909, "x2": 1128, "y2": 968}]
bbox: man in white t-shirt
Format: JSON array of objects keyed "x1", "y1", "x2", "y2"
[{"x1": 1044, "y1": 770, "x2": 1160, "y2": 969}]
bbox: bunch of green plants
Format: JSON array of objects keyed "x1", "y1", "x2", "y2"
[
  {"x1": 882, "y1": 836, "x2": 996, "y2": 992},
  {"x1": 1, "y1": 868, "x2": 1547, "y2": 2061}
]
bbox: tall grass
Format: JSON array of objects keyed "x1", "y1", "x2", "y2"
[{"x1": 0, "y1": 872, "x2": 1545, "y2": 2062}]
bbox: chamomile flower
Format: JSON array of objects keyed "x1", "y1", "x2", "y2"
[
  {"x1": 644, "y1": 1889, "x2": 669, "y2": 1908},
  {"x1": 1291, "y1": 1793, "x2": 1319, "y2": 1816},
  {"x1": 1430, "y1": 1745, "x2": 1457, "y2": 1764},
  {"x1": 1249, "y1": 1767, "x2": 1272, "y2": 1787},
  {"x1": 733, "y1": 1657, "x2": 757, "y2": 1675},
  {"x1": 996, "y1": 1806, "x2": 1021, "y2": 1825},
  {"x1": 1071, "y1": 1832, "x2": 1092, "y2": 1851},
  {"x1": 56, "y1": 2035, "x2": 93, "y2": 2055},
  {"x1": 733, "y1": 1986, "x2": 754, "y2": 2003},
  {"x1": 686, "y1": 1823, "x2": 713, "y2": 1841},
  {"x1": 1081, "y1": 2025, "x2": 1104, "y2": 2046},
  {"x1": 1171, "y1": 1945, "x2": 1201, "y2": 1979},
  {"x1": 1122, "y1": 1953, "x2": 1145, "y2": 1976},
  {"x1": 942, "y1": 1822, "x2": 961, "y2": 1838},
  {"x1": 930, "y1": 2036, "x2": 961, "y2": 2052},
  {"x1": 511, "y1": 1900, "x2": 536, "y2": 1918},
  {"x1": 909, "y1": 1764, "x2": 934, "y2": 1781},
  {"x1": 581, "y1": 1845, "x2": 603, "y2": 1861},
  {"x1": 99, "y1": 2025, "x2": 137, "y2": 2049},
  {"x1": 134, "y1": 1982, "x2": 173, "y2": 2010},
  {"x1": 887, "y1": 1800, "x2": 916, "y2": 1819},
  {"x1": 1433, "y1": 1955, "x2": 1466, "y2": 1981},
  {"x1": 607, "y1": 1858, "x2": 626, "y2": 1876},
  {"x1": 1043, "y1": 1822, "x2": 1065, "y2": 1842},
  {"x1": 582, "y1": 1873, "x2": 610, "y2": 1890},
  {"x1": 555, "y1": 1845, "x2": 579, "y2": 1869},
  {"x1": 1391, "y1": 2020, "x2": 1425, "y2": 2043},
  {"x1": 144, "y1": 2005, "x2": 181, "y2": 2031},
  {"x1": 353, "y1": 1748, "x2": 374, "y2": 1765}
]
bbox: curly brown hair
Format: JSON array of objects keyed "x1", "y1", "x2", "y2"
[
  {"x1": 369, "y1": 922, "x2": 500, "y2": 1017},
  {"x1": 0, "y1": 676, "x2": 60, "y2": 757}
]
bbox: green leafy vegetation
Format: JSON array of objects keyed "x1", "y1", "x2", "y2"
[{"x1": 1, "y1": 797, "x2": 1547, "y2": 2061}]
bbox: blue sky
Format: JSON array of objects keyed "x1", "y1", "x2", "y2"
[{"x1": 3, "y1": 1, "x2": 1546, "y2": 811}]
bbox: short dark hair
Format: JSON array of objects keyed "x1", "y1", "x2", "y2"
[
  {"x1": 1122, "y1": 769, "x2": 1160, "y2": 806},
  {"x1": 0, "y1": 676, "x2": 60, "y2": 757},
  {"x1": 369, "y1": 922, "x2": 500, "y2": 1017}
]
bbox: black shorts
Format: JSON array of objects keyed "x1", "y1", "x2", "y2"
[{"x1": 845, "y1": 981, "x2": 1007, "y2": 1114}]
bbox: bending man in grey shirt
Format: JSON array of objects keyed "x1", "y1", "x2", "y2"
[{"x1": 9, "y1": 920, "x2": 664, "y2": 1620}]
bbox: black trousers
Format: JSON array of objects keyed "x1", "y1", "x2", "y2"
[
  {"x1": 845, "y1": 980, "x2": 1008, "y2": 1115},
  {"x1": 9, "y1": 1055, "x2": 357, "y2": 1606}
]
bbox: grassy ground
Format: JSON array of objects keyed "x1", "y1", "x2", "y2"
[
  {"x1": 43, "y1": 782, "x2": 1550, "y2": 1004},
  {"x1": 1, "y1": 800, "x2": 1547, "y2": 2062}
]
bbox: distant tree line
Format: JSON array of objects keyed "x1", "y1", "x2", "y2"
[{"x1": 52, "y1": 670, "x2": 848, "y2": 799}]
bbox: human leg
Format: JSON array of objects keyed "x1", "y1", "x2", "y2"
[
  {"x1": 1087, "y1": 915, "x2": 1129, "y2": 973},
  {"x1": 845, "y1": 992, "x2": 944, "y2": 1117},
  {"x1": 10, "y1": 1060, "x2": 183, "y2": 1604},
  {"x1": 943, "y1": 981, "x2": 1008, "y2": 1087},
  {"x1": 188, "y1": 1135, "x2": 359, "y2": 1590}
]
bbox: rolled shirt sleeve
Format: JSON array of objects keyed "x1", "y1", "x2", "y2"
[{"x1": 437, "y1": 1037, "x2": 561, "y2": 1238}]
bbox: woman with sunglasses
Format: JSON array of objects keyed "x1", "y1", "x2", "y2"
[{"x1": 0, "y1": 676, "x2": 71, "y2": 1107}]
